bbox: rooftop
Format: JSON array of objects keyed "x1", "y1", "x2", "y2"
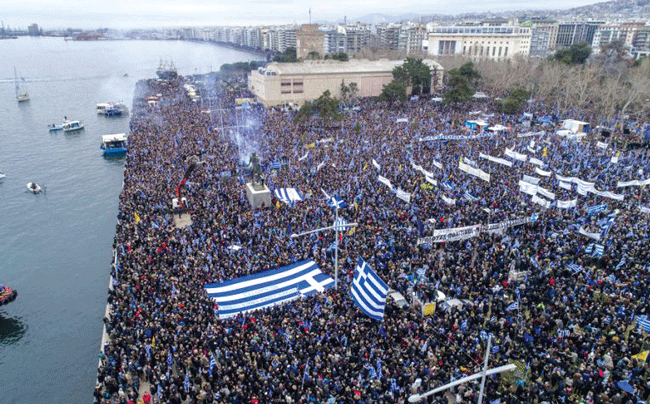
[{"x1": 261, "y1": 58, "x2": 444, "y2": 76}]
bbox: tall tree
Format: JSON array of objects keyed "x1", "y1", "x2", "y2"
[
  {"x1": 553, "y1": 42, "x2": 592, "y2": 65},
  {"x1": 392, "y1": 58, "x2": 432, "y2": 95}
]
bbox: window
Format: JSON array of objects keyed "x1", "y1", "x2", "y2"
[{"x1": 504, "y1": 47, "x2": 508, "y2": 57}]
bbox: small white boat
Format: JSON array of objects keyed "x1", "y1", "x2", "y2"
[
  {"x1": 96, "y1": 103, "x2": 111, "y2": 114},
  {"x1": 15, "y1": 67, "x2": 29, "y2": 103},
  {"x1": 0, "y1": 172, "x2": 6, "y2": 180},
  {"x1": 27, "y1": 182, "x2": 42, "y2": 193},
  {"x1": 62, "y1": 120, "x2": 84, "y2": 132}
]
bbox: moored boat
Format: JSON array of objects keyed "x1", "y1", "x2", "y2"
[
  {"x1": 27, "y1": 182, "x2": 42, "y2": 193},
  {"x1": 101, "y1": 133, "x2": 128, "y2": 156},
  {"x1": 0, "y1": 285, "x2": 17, "y2": 306}
]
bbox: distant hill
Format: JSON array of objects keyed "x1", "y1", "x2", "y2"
[{"x1": 344, "y1": 0, "x2": 650, "y2": 24}]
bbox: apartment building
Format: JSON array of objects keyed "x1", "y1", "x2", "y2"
[
  {"x1": 592, "y1": 21, "x2": 646, "y2": 52},
  {"x1": 555, "y1": 22, "x2": 603, "y2": 47},
  {"x1": 529, "y1": 21, "x2": 558, "y2": 57}
]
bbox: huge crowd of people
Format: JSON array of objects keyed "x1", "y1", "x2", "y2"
[{"x1": 95, "y1": 73, "x2": 650, "y2": 404}]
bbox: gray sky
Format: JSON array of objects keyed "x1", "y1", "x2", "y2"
[{"x1": 2, "y1": 0, "x2": 600, "y2": 30}]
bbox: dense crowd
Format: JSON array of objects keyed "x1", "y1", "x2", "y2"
[{"x1": 95, "y1": 74, "x2": 650, "y2": 404}]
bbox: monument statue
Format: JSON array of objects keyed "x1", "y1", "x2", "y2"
[{"x1": 249, "y1": 152, "x2": 263, "y2": 185}]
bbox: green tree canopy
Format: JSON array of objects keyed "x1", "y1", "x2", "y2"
[
  {"x1": 273, "y1": 47, "x2": 297, "y2": 63},
  {"x1": 380, "y1": 80, "x2": 407, "y2": 104},
  {"x1": 553, "y1": 42, "x2": 592, "y2": 65},
  {"x1": 392, "y1": 58, "x2": 432, "y2": 95},
  {"x1": 495, "y1": 86, "x2": 531, "y2": 114},
  {"x1": 443, "y1": 63, "x2": 481, "y2": 104}
]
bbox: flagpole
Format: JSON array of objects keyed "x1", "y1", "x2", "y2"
[
  {"x1": 335, "y1": 207, "x2": 339, "y2": 290},
  {"x1": 478, "y1": 334, "x2": 492, "y2": 404}
]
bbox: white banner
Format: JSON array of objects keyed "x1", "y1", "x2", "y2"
[
  {"x1": 611, "y1": 155, "x2": 619, "y2": 164},
  {"x1": 640, "y1": 206, "x2": 650, "y2": 214},
  {"x1": 557, "y1": 199, "x2": 577, "y2": 209},
  {"x1": 317, "y1": 161, "x2": 325, "y2": 171},
  {"x1": 559, "y1": 181, "x2": 572, "y2": 190},
  {"x1": 532, "y1": 194, "x2": 552, "y2": 208},
  {"x1": 519, "y1": 181, "x2": 555, "y2": 199},
  {"x1": 519, "y1": 180, "x2": 538, "y2": 196},
  {"x1": 616, "y1": 178, "x2": 650, "y2": 188},
  {"x1": 593, "y1": 190, "x2": 624, "y2": 201},
  {"x1": 579, "y1": 227, "x2": 601, "y2": 240},
  {"x1": 411, "y1": 160, "x2": 434, "y2": 178},
  {"x1": 416, "y1": 227, "x2": 480, "y2": 244},
  {"x1": 396, "y1": 189, "x2": 411, "y2": 203},
  {"x1": 372, "y1": 159, "x2": 381, "y2": 170},
  {"x1": 529, "y1": 157, "x2": 544, "y2": 167},
  {"x1": 596, "y1": 141, "x2": 608, "y2": 150},
  {"x1": 299, "y1": 151, "x2": 310, "y2": 161},
  {"x1": 425, "y1": 176, "x2": 437, "y2": 186},
  {"x1": 479, "y1": 153, "x2": 513, "y2": 167},
  {"x1": 522, "y1": 175, "x2": 540, "y2": 185},
  {"x1": 433, "y1": 160, "x2": 443, "y2": 169},
  {"x1": 432, "y1": 224, "x2": 480, "y2": 237},
  {"x1": 535, "y1": 168, "x2": 552, "y2": 177},
  {"x1": 537, "y1": 187, "x2": 555, "y2": 200},
  {"x1": 441, "y1": 195, "x2": 456, "y2": 205},
  {"x1": 505, "y1": 148, "x2": 528, "y2": 162},
  {"x1": 459, "y1": 160, "x2": 491, "y2": 182},
  {"x1": 517, "y1": 130, "x2": 545, "y2": 138},
  {"x1": 420, "y1": 215, "x2": 537, "y2": 244},
  {"x1": 378, "y1": 175, "x2": 393, "y2": 190}
]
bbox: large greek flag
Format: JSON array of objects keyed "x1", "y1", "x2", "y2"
[
  {"x1": 204, "y1": 260, "x2": 334, "y2": 319},
  {"x1": 351, "y1": 258, "x2": 389, "y2": 321},
  {"x1": 274, "y1": 188, "x2": 303, "y2": 205}
]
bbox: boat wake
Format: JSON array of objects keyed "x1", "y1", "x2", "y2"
[{"x1": 0, "y1": 74, "x2": 114, "y2": 84}]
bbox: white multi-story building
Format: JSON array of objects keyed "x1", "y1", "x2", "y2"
[
  {"x1": 427, "y1": 25, "x2": 532, "y2": 60},
  {"x1": 399, "y1": 23, "x2": 427, "y2": 55},
  {"x1": 591, "y1": 22, "x2": 646, "y2": 53}
]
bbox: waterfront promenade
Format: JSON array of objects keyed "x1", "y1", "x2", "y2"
[{"x1": 95, "y1": 74, "x2": 650, "y2": 404}]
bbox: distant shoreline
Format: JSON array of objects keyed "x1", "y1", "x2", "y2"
[{"x1": 182, "y1": 38, "x2": 268, "y2": 58}]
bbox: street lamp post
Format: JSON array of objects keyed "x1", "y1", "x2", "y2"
[
  {"x1": 290, "y1": 212, "x2": 357, "y2": 290},
  {"x1": 408, "y1": 335, "x2": 516, "y2": 403}
]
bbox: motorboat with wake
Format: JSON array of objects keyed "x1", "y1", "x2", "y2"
[
  {"x1": 27, "y1": 182, "x2": 43, "y2": 193},
  {"x1": 0, "y1": 285, "x2": 17, "y2": 306}
]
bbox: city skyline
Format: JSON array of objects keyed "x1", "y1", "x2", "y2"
[{"x1": 3, "y1": 0, "x2": 604, "y2": 30}]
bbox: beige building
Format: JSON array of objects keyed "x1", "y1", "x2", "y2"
[
  {"x1": 296, "y1": 24, "x2": 325, "y2": 59},
  {"x1": 248, "y1": 59, "x2": 444, "y2": 107},
  {"x1": 427, "y1": 25, "x2": 532, "y2": 60}
]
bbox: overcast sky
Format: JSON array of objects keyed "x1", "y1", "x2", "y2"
[{"x1": 2, "y1": 0, "x2": 601, "y2": 30}]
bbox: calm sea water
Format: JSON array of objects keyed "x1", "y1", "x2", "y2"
[{"x1": 0, "y1": 36, "x2": 255, "y2": 403}]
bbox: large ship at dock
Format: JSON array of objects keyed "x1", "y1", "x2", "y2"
[{"x1": 156, "y1": 59, "x2": 178, "y2": 80}]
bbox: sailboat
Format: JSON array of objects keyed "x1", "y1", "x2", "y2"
[{"x1": 14, "y1": 67, "x2": 29, "y2": 102}]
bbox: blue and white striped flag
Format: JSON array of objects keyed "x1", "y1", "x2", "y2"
[
  {"x1": 636, "y1": 315, "x2": 650, "y2": 333},
  {"x1": 616, "y1": 257, "x2": 626, "y2": 270},
  {"x1": 376, "y1": 357, "x2": 383, "y2": 379},
  {"x1": 184, "y1": 373, "x2": 190, "y2": 391},
  {"x1": 492, "y1": 345, "x2": 500, "y2": 353},
  {"x1": 584, "y1": 244, "x2": 594, "y2": 254},
  {"x1": 205, "y1": 260, "x2": 334, "y2": 319},
  {"x1": 464, "y1": 191, "x2": 478, "y2": 201},
  {"x1": 568, "y1": 263, "x2": 583, "y2": 274},
  {"x1": 592, "y1": 244, "x2": 604, "y2": 258},
  {"x1": 461, "y1": 318, "x2": 468, "y2": 331},
  {"x1": 274, "y1": 188, "x2": 303, "y2": 205},
  {"x1": 506, "y1": 302, "x2": 519, "y2": 311},
  {"x1": 587, "y1": 204, "x2": 608, "y2": 215},
  {"x1": 209, "y1": 353, "x2": 217, "y2": 377},
  {"x1": 270, "y1": 161, "x2": 282, "y2": 170},
  {"x1": 328, "y1": 196, "x2": 347, "y2": 209},
  {"x1": 350, "y1": 258, "x2": 389, "y2": 321},
  {"x1": 167, "y1": 349, "x2": 173, "y2": 365},
  {"x1": 333, "y1": 217, "x2": 347, "y2": 231}
]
